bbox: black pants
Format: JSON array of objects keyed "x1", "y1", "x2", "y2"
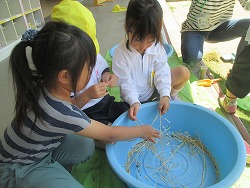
[
  {"x1": 83, "y1": 95, "x2": 130, "y2": 125},
  {"x1": 226, "y1": 45, "x2": 250, "y2": 98}
]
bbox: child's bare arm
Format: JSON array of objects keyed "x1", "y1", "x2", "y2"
[{"x1": 77, "y1": 119, "x2": 160, "y2": 143}]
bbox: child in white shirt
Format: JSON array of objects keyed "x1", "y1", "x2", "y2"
[
  {"x1": 52, "y1": 0, "x2": 129, "y2": 126},
  {"x1": 112, "y1": 0, "x2": 190, "y2": 121}
]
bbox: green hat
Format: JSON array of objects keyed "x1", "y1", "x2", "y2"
[{"x1": 51, "y1": 0, "x2": 100, "y2": 54}]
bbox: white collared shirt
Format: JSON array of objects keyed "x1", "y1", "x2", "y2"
[{"x1": 112, "y1": 40, "x2": 171, "y2": 106}]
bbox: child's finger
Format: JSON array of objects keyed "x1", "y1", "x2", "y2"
[{"x1": 148, "y1": 137, "x2": 156, "y2": 143}]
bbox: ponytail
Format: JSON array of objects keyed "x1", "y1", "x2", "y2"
[{"x1": 10, "y1": 41, "x2": 40, "y2": 129}]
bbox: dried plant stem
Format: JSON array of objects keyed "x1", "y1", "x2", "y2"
[
  {"x1": 124, "y1": 113, "x2": 219, "y2": 187},
  {"x1": 152, "y1": 141, "x2": 185, "y2": 174}
]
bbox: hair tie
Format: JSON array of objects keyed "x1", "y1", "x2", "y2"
[{"x1": 21, "y1": 29, "x2": 38, "y2": 42}]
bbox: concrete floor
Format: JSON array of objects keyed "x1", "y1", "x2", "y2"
[
  {"x1": 81, "y1": 0, "x2": 129, "y2": 56},
  {"x1": 40, "y1": 0, "x2": 128, "y2": 56},
  {"x1": 40, "y1": 0, "x2": 61, "y2": 18},
  {"x1": 40, "y1": 0, "x2": 250, "y2": 57}
]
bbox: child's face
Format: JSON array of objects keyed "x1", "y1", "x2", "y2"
[
  {"x1": 128, "y1": 33, "x2": 155, "y2": 54},
  {"x1": 76, "y1": 62, "x2": 92, "y2": 92}
]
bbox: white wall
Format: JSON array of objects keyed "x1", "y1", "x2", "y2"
[{"x1": 0, "y1": 57, "x2": 15, "y2": 136}]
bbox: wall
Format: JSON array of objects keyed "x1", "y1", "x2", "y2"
[{"x1": 0, "y1": 57, "x2": 14, "y2": 136}]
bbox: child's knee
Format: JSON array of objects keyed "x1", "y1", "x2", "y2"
[
  {"x1": 66, "y1": 137, "x2": 95, "y2": 165},
  {"x1": 76, "y1": 137, "x2": 95, "y2": 163},
  {"x1": 52, "y1": 135, "x2": 95, "y2": 166},
  {"x1": 177, "y1": 66, "x2": 190, "y2": 81},
  {"x1": 181, "y1": 66, "x2": 191, "y2": 80}
]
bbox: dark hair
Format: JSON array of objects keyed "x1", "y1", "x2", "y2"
[
  {"x1": 10, "y1": 21, "x2": 96, "y2": 128},
  {"x1": 125, "y1": 0, "x2": 163, "y2": 47}
]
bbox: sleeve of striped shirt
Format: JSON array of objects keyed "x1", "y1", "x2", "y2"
[{"x1": 239, "y1": 0, "x2": 250, "y2": 10}]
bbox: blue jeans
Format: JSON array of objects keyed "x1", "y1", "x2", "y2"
[
  {"x1": 181, "y1": 19, "x2": 250, "y2": 65},
  {"x1": 0, "y1": 134, "x2": 95, "y2": 188}
]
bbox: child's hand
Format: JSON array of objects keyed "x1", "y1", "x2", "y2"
[
  {"x1": 86, "y1": 82, "x2": 109, "y2": 99},
  {"x1": 102, "y1": 72, "x2": 118, "y2": 87},
  {"x1": 158, "y1": 96, "x2": 170, "y2": 115},
  {"x1": 128, "y1": 102, "x2": 140, "y2": 121},
  {"x1": 140, "y1": 125, "x2": 160, "y2": 143}
]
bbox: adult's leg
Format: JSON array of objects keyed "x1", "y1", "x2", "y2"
[
  {"x1": 181, "y1": 31, "x2": 206, "y2": 66},
  {"x1": 52, "y1": 134, "x2": 95, "y2": 168},
  {"x1": 219, "y1": 45, "x2": 250, "y2": 113},
  {"x1": 226, "y1": 45, "x2": 250, "y2": 98},
  {"x1": 206, "y1": 19, "x2": 250, "y2": 55}
]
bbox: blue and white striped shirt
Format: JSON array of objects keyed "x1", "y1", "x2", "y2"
[{"x1": 0, "y1": 88, "x2": 90, "y2": 164}]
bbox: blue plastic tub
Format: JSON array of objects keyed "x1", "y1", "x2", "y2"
[
  {"x1": 162, "y1": 42, "x2": 173, "y2": 57},
  {"x1": 109, "y1": 44, "x2": 119, "y2": 58},
  {"x1": 106, "y1": 101, "x2": 246, "y2": 188}
]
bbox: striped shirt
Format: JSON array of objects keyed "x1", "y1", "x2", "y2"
[
  {"x1": 181, "y1": 0, "x2": 250, "y2": 32},
  {"x1": 0, "y1": 88, "x2": 90, "y2": 164}
]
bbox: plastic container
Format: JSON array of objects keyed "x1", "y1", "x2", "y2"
[
  {"x1": 106, "y1": 101, "x2": 246, "y2": 188},
  {"x1": 109, "y1": 43, "x2": 173, "y2": 58},
  {"x1": 162, "y1": 42, "x2": 173, "y2": 57},
  {"x1": 109, "y1": 43, "x2": 119, "y2": 58}
]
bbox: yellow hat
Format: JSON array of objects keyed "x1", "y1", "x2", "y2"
[{"x1": 51, "y1": 0, "x2": 100, "y2": 54}]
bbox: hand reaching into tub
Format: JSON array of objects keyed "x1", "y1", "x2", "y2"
[
  {"x1": 159, "y1": 96, "x2": 170, "y2": 115},
  {"x1": 141, "y1": 125, "x2": 160, "y2": 143},
  {"x1": 128, "y1": 102, "x2": 140, "y2": 121},
  {"x1": 80, "y1": 119, "x2": 160, "y2": 143},
  {"x1": 128, "y1": 96, "x2": 170, "y2": 121}
]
